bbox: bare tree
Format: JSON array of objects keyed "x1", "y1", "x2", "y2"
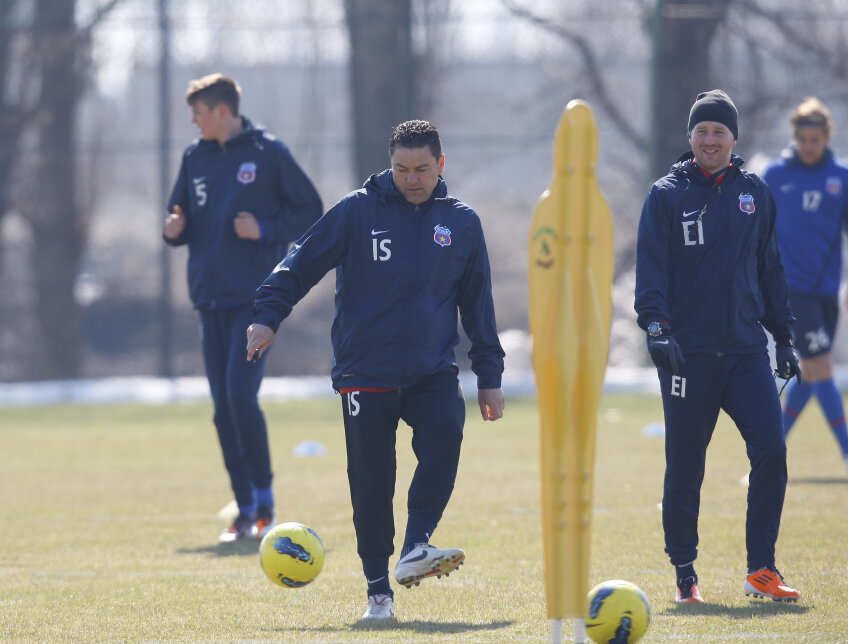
[
  {"x1": 649, "y1": 0, "x2": 732, "y2": 181},
  {"x1": 0, "y1": 3, "x2": 25, "y2": 232},
  {"x1": 344, "y1": 0, "x2": 415, "y2": 181},
  {"x1": 16, "y1": 0, "x2": 122, "y2": 379},
  {"x1": 499, "y1": 0, "x2": 731, "y2": 183},
  {"x1": 413, "y1": 0, "x2": 453, "y2": 119},
  {"x1": 500, "y1": 0, "x2": 647, "y2": 153}
]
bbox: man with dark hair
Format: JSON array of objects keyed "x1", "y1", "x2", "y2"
[
  {"x1": 389, "y1": 119, "x2": 442, "y2": 158},
  {"x1": 635, "y1": 90, "x2": 802, "y2": 604},
  {"x1": 764, "y1": 97, "x2": 848, "y2": 471},
  {"x1": 163, "y1": 73, "x2": 323, "y2": 543},
  {"x1": 246, "y1": 119, "x2": 505, "y2": 620}
]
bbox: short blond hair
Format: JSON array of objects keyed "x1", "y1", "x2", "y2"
[
  {"x1": 186, "y1": 73, "x2": 241, "y2": 116},
  {"x1": 790, "y1": 96, "x2": 832, "y2": 134}
]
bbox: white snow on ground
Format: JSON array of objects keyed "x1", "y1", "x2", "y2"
[
  {"x1": 5, "y1": 365, "x2": 839, "y2": 407},
  {"x1": 0, "y1": 368, "x2": 663, "y2": 407}
]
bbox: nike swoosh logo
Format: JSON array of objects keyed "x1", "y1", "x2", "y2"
[
  {"x1": 653, "y1": 339, "x2": 669, "y2": 344},
  {"x1": 371, "y1": 229, "x2": 389, "y2": 235},
  {"x1": 682, "y1": 210, "x2": 699, "y2": 218},
  {"x1": 401, "y1": 550, "x2": 429, "y2": 563},
  {"x1": 780, "y1": 184, "x2": 794, "y2": 193}
]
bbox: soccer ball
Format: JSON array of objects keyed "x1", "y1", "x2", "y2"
[
  {"x1": 258, "y1": 522, "x2": 325, "y2": 588},
  {"x1": 586, "y1": 579, "x2": 651, "y2": 643}
]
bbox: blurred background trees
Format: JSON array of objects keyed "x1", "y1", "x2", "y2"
[{"x1": 1, "y1": 0, "x2": 848, "y2": 381}]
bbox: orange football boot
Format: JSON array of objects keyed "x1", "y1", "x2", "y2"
[
  {"x1": 253, "y1": 505, "x2": 275, "y2": 540},
  {"x1": 675, "y1": 576, "x2": 704, "y2": 603},
  {"x1": 744, "y1": 567, "x2": 800, "y2": 602}
]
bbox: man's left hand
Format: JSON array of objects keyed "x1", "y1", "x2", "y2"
[
  {"x1": 775, "y1": 343, "x2": 802, "y2": 385},
  {"x1": 478, "y1": 388, "x2": 504, "y2": 421},
  {"x1": 246, "y1": 323, "x2": 276, "y2": 362},
  {"x1": 234, "y1": 211, "x2": 261, "y2": 240}
]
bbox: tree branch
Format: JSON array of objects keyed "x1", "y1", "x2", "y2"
[
  {"x1": 498, "y1": 0, "x2": 646, "y2": 150},
  {"x1": 79, "y1": 0, "x2": 124, "y2": 38},
  {"x1": 738, "y1": 1, "x2": 847, "y2": 83}
]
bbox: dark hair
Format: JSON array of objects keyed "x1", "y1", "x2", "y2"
[
  {"x1": 389, "y1": 120, "x2": 442, "y2": 159},
  {"x1": 186, "y1": 73, "x2": 240, "y2": 116}
]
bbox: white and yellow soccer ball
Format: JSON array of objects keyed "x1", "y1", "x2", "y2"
[
  {"x1": 586, "y1": 579, "x2": 651, "y2": 643},
  {"x1": 259, "y1": 522, "x2": 325, "y2": 588}
]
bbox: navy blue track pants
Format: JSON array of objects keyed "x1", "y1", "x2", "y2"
[
  {"x1": 199, "y1": 305, "x2": 272, "y2": 509},
  {"x1": 658, "y1": 351, "x2": 787, "y2": 571},
  {"x1": 340, "y1": 371, "x2": 465, "y2": 560}
]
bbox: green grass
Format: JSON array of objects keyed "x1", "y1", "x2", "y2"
[{"x1": 1, "y1": 393, "x2": 847, "y2": 642}]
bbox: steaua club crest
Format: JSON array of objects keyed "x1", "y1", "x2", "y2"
[
  {"x1": 237, "y1": 162, "x2": 257, "y2": 185},
  {"x1": 826, "y1": 176, "x2": 843, "y2": 196},
  {"x1": 738, "y1": 193, "x2": 755, "y2": 214},
  {"x1": 434, "y1": 225, "x2": 451, "y2": 247}
]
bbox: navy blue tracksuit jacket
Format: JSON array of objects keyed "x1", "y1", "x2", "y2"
[
  {"x1": 635, "y1": 153, "x2": 794, "y2": 349},
  {"x1": 252, "y1": 170, "x2": 505, "y2": 391},
  {"x1": 635, "y1": 153, "x2": 795, "y2": 571},
  {"x1": 165, "y1": 117, "x2": 323, "y2": 310}
]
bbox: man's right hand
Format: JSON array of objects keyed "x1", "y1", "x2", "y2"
[
  {"x1": 163, "y1": 205, "x2": 186, "y2": 239},
  {"x1": 648, "y1": 332, "x2": 685, "y2": 375}
]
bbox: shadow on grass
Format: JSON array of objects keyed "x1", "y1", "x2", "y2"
[
  {"x1": 264, "y1": 619, "x2": 513, "y2": 635},
  {"x1": 350, "y1": 619, "x2": 513, "y2": 634},
  {"x1": 789, "y1": 477, "x2": 848, "y2": 485},
  {"x1": 175, "y1": 541, "x2": 260, "y2": 557},
  {"x1": 661, "y1": 601, "x2": 810, "y2": 618},
  {"x1": 176, "y1": 541, "x2": 335, "y2": 558}
]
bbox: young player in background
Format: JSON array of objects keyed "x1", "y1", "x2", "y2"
[
  {"x1": 635, "y1": 90, "x2": 802, "y2": 604},
  {"x1": 163, "y1": 74, "x2": 323, "y2": 543},
  {"x1": 763, "y1": 97, "x2": 848, "y2": 471},
  {"x1": 246, "y1": 120, "x2": 505, "y2": 620}
]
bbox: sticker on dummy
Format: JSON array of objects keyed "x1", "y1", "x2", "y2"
[
  {"x1": 237, "y1": 162, "x2": 257, "y2": 185},
  {"x1": 738, "y1": 193, "x2": 755, "y2": 214},
  {"x1": 434, "y1": 225, "x2": 452, "y2": 247}
]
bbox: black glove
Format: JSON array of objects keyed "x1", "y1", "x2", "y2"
[
  {"x1": 646, "y1": 323, "x2": 685, "y2": 375},
  {"x1": 775, "y1": 340, "x2": 802, "y2": 385}
]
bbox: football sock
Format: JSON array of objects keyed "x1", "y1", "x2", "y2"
[
  {"x1": 402, "y1": 510, "x2": 435, "y2": 558},
  {"x1": 362, "y1": 557, "x2": 392, "y2": 597},
  {"x1": 365, "y1": 575, "x2": 392, "y2": 597},
  {"x1": 400, "y1": 541, "x2": 428, "y2": 559},
  {"x1": 812, "y1": 379, "x2": 848, "y2": 455},
  {"x1": 253, "y1": 486, "x2": 274, "y2": 509},
  {"x1": 238, "y1": 503, "x2": 256, "y2": 519},
  {"x1": 675, "y1": 562, "x2": 696, "y2": 582},
  {"x1": 783, "y1": 379, "x2": 812, "y2": 436}
]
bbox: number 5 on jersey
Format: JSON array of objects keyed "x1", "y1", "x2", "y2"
[{"x1": 193, "y1": 177, "x2": 207, "y2": 207}]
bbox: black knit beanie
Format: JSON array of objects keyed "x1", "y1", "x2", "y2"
[{"x1": 688, "y1": 90, "x2": 738, "y2": 140}]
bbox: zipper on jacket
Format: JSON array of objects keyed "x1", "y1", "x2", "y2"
[
  {"x1": 716, "y1": 182, "x2": 732, "y2": 352},
  {"x1": 400, "y1": 213, "x2": 424, "y2": 386}
]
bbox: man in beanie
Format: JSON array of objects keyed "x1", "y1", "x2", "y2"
[{"x1": 635, "y1": 90, "x2": 802, "y2": 603}]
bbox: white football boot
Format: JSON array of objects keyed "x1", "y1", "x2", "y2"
[
  {"x1": 394, "y1": 543, "x2": 465, "y2": 589},
  {"x1": 362, "y1": 593, "x2": 395, "y2": 620}
]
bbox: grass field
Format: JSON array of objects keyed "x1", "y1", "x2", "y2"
[{"x1": 2, "y1": 392, "x2": 847, "y2": 643}]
